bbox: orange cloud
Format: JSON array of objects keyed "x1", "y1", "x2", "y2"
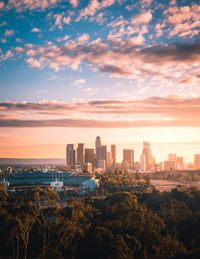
[
  {"x1": 1, "y1": 96, "x2": 200, "y2": 127},
  {"x1": 164, "y1": 5, "x2": 200, "y2": 38}
]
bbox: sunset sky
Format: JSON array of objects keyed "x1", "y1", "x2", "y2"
[{"x1": 0, "y1": 0, "x2": 200, "y2": 162}]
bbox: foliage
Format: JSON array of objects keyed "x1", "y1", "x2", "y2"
[{"x1": 0, "y1": 186, "x2": 200, "y2": 258}]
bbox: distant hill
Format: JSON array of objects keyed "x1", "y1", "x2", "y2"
[{"x1": 0, "y1": 158, "x2": 65, "y2": 165}]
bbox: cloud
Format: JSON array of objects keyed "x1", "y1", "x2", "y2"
[
  {"x1": 54, "y1": 13, "x2": 72, "y2": 29},
  {"x1": 63, "y1": 16, "x2": 71, "y2": 24},
  {"x1": 0, "y1": 1, "x2": 4, "y2": 9},
  {"x1": 77, "y1": 33, "x2": 90, "y2": 43},
  {"x1": 78, "y1": 0, "x2": 116, "y2": 20},
  {"x1": 128, "y1": 35, "x2": 145, "y2": 45},
  {"x1": 1, "y1": 96, "x2": 200, "y2": 127},
  {"x1": 31, "y1": 27, "x2": 41, "y2": 33},
  {"x1": 21, "y1": 37, "x2": 200, "y2": 82},
  {"x1": 132, "y1": 12, "x2": 152, "y2": 24},
  {"x1": 141, "y1": 0, "x2": 153, "y2": 8},
  {"x1": 163, "y1": 4, "x2": 200, "y2": 38},
  {"x1": 54, "y1": 14, "x2": 63, "y2": 29},
  {"x1": 0, "y1": 50, "x2": 13, "y2": 61},
  {"x1": 4, "y1": 29, "x2": 14, "y2": 36},
  {"x1": 73, "y1": 78, "x2": 86, "y2": 85},
  {"x1": 6, "y1": 0, "x2": 61, "y2": 11},
  {"x1": 26, "y1": 58, "x2": 42, "y2": 68},
  {"x1": 98, "y1": 64, "x2": 134, "y2": 78},
  {"x1": 3, "y1": 118, "x2": 199, "y2": 128},
  {"x1": 69, "y1": 0, "x2": 78, "y2": 8}
]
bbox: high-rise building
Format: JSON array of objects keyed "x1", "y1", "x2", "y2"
[
  {"x1": 168, "y1": 153, "x2": 177, "y2": 161},
  {"x1": 100, "y1": 145, "x2": 107, "y2": 167},
  {"x1": 106, "y1": 152, "x2": 112, "y2": 169},
  {"x1": 140, "y1": 154, "x2": 146, "y2": 171},
  {"x1": 176, "y1": 157, "x2": 183, "y2": 170},
  {"x1": 77, "y1": 143, "x2": 85, "y2": 164},
  {"x1": 142, "y1": 142, "x2": 154, "y2": 171},
  {"x1": 95, "y1": 136, "x2": 101, "y2": 167},
  {"x1": 194, "y1": 154, "x2": 200, "y2": 170},
  {"x1": 123, "y1": 149, "x2": 134, "y2": 168},
  {"x1": 85, "y1": 148, "x2": 95, "y2": 164},
  {"x1": 66, "y1": 144, "x2": 76, "y2": 167},
  {"x1": 111, "y1": 144, "x2": 116, "y2": 166}
]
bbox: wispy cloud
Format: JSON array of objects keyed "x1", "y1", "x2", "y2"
[
  {"x1": 1, "y1": 96, "x2": 200, "y2": 127},
  {"x1": 73, "y1": 78, "x2": 86, "y2": 86}
]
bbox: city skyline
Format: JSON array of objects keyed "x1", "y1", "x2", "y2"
[
  {"x1": 0, "y1": 0, "x2": 200, "y2": 160},
  {"x1": 64, "y1": 138, "x2": 200, "y2": 170}
]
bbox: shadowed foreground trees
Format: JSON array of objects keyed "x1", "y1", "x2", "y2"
[{"x1": 0, "y1": 187, "x2": 200, "y2": 258}]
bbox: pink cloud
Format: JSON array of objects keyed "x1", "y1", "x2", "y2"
[
  {"x1": 0, "y1": 1, "x2": 4, "y2": 9},
  {"x1": 78, "y1": 0, "x2": 115, "y2": 20},
  {"x1": 4, "y1": 29, "x2": 14, "y2": 36},
  {"x1": 26, "y1": 58, "x2": 42, "y2": 68},
  {"x1": 31, "y1": 27, "x2": 41, "y2": 33},
  {"x1": 69, "y1": 0, "x2": 78, "y2": 8},
  {"x1": 1, "y1": 50, "x2": 13, "y2": 61},
  {"x1": 132, "y1": 12, "x2": 152, "y2": 24},
  {"x1": 2, "y1": 96, "x2": 200, "y2": 127},
  {"x1": 6, "y1": 0, "x2": 61, "y2": 11},
  {"x1": 164, "y1": 4, "x2": 200, "y2": 38}
]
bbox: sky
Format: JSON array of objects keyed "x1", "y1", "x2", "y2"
[{"x1": 0, "y1": 0, "x2": 200, "y2": 162}]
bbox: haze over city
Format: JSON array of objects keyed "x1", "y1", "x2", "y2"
[{"x1": 0, "y1": 0, "x2": 200, "y2": 161}]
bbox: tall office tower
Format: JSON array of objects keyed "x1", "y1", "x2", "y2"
[
  {"x1": 85, "y1": 148, "x2": 95, "y2": 164},
  {"x1": 100, "y1": 145, "x2": 107, "y2": 168},
  {"x1": 168, "y1": 153, "x2": 177, "y2": 161},
  {"x1": 142, "y1": 142, "x2": 154, "y2": 171},
  {"x1": 194, "y1": 154, "x2": 200, "y2": 170},
  {"x1": 140, "y1": 154, "x2": 146, "y2": 171},
  {"x1": 123, "y1": 149, "x2": 134, "y2": 168},
  {"x1": 95, "y1": 136, "x2": 101, "y2": 167},
  {"x1": 176, "y1": 157, "x2": 184, "y2": 170},
  {"x1": 66, "y1": 144, "x2": 76, "y2": 167},
  {"x1": 77, "y1": 143, "x2": 85, "y2": 164},
  {"x1": 111, "y1": 144, "x2": 116, "y2": 166},
  {"x1": 106, "y1": 152, "x2": 112, "y2": 169}
]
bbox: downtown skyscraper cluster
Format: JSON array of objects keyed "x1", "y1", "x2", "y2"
[{"x1": 66, "y1": 137, "x2": 156, "y2": 172}]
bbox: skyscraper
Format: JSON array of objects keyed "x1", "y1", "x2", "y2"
[
  {"x1": 111, "y1": 144, "x2": 116, "y2": 166},
  {"x1": 85, "y1": 148, "x2": 95, "y2": 164},
  {"x1": 168, "y1": 153, "x2": 177, "y2": 161},
  {"x1": 107, "y1": 152, "x2": 112, "y2": 168},
  {"x1": 95, "y1": 136, "x2": 101, "y2": 167},
  {"x1": 194, "y1": 154, "x2": 200, "y2": 170},
  {"x1": 123, "y1": 149, "x2": 134, "y2": 168},
  {"x1": 100, "y1": 145, "x2": 107, "y2": 167},
  {"x1": 77, "y1": 143, "x2": 85, "y2": 164},
  {"x1": 66, "y1": 144, "x2": 76, "y2": 167},
  {"x1": 142, "y1": 142, "x2": 154, "y2": 171},
  {"x1": 140, "y1": 154, "x2": 146, "y2": 171},
  {"x1": 176, "y1": 157, "x2": 184, "y2": 170}
]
